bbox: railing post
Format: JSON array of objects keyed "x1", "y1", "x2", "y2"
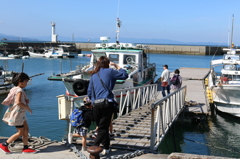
[
  {"x1": 68, "y1": 98, "x2": 74, "y2": 144},
  {"x1": 150, "y1": 104, "x2": 155, "y2": 152}
]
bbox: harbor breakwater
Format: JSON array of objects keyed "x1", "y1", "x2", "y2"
[
  {"x1": 1, "y1": 41, "x2": 224, "y2": 55},
  {"x1": 76, "y1": 43, "x2": 224, "y2": 55}
]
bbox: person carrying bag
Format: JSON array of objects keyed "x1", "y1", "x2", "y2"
[{"x1": 87, "y1": 56, "x2": 128, "y2": 156}]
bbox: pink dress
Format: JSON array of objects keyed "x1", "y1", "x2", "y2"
[{"x1": 2, "y1": 87, "x2": 29, "y2": 126}]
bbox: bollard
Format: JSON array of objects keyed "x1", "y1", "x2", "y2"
[{"x1": 87, "y1": 146, "x2": 103, "y2": 159}]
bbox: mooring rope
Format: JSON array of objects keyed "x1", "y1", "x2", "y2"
[{"x1": 8, "y1": 135, "x2": 56, "y2": 152}]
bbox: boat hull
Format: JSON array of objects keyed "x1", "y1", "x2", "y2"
[
  {"x1": 28, "y1": 51, "x2": 45, "y2": 57},
  {"x1": 214, "y1": 102, "x2": 240, "y2": 117},
  {"x1": 212, "y1": 85, "x2": 240, "y2": 117},
  {"x1": 0, "y1": 85, "x2": 13, "y2": 95}
]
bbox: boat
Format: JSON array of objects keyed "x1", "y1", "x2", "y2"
[
  {"x1": 48, "y1": 18, "x2": 157, "y2": 100},
  {"x1": 8, "y1": 54, "x2": 22, "y2": 59},
  {"x1": 0, "y1": 61, "x2": 14, "y2": 95},
  {"x1": 28, "y1": 44, "x2": 78, "y2": 58},
  {"x1": 22, "y1": 55, "x2": 30, "y2": 59},
  {"x1": 207, "y1": 15, "x2": 240, "y2": 117}
]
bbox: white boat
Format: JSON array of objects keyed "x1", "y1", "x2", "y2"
[
  {"x1": 208, "y1": 15, "x2": 240, "y2": 117},
  {"x1": 48, "y1": 18, "x2": 157, "y2": 101},
  {"x1": 28, "y1": 45, "x2": 77, "y2": 58},
  {"x1": 8, "y1": 54, "x2": 22, "y2": 59},
  {"x1": 22, "y1": 55, "x2": 30, "y2": 59},
  {"x1": 0, "y1": 63, "x2": 14, "y2": 95}
]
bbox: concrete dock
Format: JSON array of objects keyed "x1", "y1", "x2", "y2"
[
  {"x1": 179, "y1": 67, "x2": 210, "y2": 115},
  {"x1": 0, "y1": 136, "x2": 234, "y2": 159}
]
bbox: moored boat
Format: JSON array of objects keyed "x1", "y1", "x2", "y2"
[
  {"x1": 0, "y1": 62, "x2": 14, "y2": 95},
  {"x1": 28, "y1": 44, "x2": 77, "y2": 58},
  {"x1": 207, "y1": 15, "x2": 240, "y2": 117},
  {"x1": 48, "y1": 18, "x2": 157, "y2": 101}
]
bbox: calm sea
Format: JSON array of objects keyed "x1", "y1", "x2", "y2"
[{"x1": 0, "y1": 52, "x2": 239, "y2": 158}]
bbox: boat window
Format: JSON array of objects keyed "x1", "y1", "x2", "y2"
[
  {"x1": 62, "y1": 47, "x2": 68, "y2": 52},
  {"x1": 223, "y1": 65, "x2": 236, "y2": 70},
  {"x1": 109, "y1": 54, "x2": 119, "y2": 64},
  {"x1": 123, "y1": 55, "x2": 136, "y2": 64},
  {"x1": 224, "y1": 55, "x2": 240, "y2": 60},
  {"x1": 92, "y1": 52, "x2": 107, "y2": 64},
  {"x1": 232, "y1": 75, "x2": 240, "y2": 81}
]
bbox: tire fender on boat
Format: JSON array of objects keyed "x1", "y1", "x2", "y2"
[{"x1": 72, "y1": 79, "x2": 89, "y2": 96}]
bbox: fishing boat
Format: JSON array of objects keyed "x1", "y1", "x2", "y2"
[
  {"x1": 0, "y1": 62, "x2": 14, "y2": 95},
  {"x1": 48, "y1": 18, "x2": 157, "y2": 99},
  {"x1": 207, "y1": 15, "x2": 240, "y2": 117},
  {"x1": 28, "y1": 45, "x2": 78, "y2": 58}
]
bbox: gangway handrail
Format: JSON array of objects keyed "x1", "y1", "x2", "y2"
[
  {"x1": 64, "y1": 83, "x2": 158, "y2": 117},
  {"x1": 150, "y1": 86, "x2": 187, "y2": 151},
  {"x1": 59, "y1": 83, "x2": 159, "y2": 144}
]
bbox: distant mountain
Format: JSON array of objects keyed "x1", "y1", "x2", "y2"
[
  {"x1": 0, "y1": 33, "x2": 227, "y2": 46},
  {"x1": 0, "y1": 33, "x2": 39, "y2": 41}
]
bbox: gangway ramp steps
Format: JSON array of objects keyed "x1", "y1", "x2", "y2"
[{"x1": 83, "y1": 105, "x2": 158, "y2": 152}]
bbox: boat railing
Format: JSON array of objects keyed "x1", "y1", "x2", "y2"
[{"x1": 150, "y1": 86, "x2": 187, "y2": 151}]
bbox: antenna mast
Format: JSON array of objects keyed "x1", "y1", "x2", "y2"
[
  {"x1": 230, "y1": 14, "x2": 234, "y2": 49},
  {"x1": 116, "y1": 18, "x2": 121, "y2": 44}
]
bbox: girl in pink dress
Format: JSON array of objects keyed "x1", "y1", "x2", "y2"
[{"x1": 0, "y1": 72, "x2": 36, "y2": 154}]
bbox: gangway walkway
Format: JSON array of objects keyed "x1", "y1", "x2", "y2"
[{"x1": 61, "y1": 83, "x2": 187, "y2": 153}]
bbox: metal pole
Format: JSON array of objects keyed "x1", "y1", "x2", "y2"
[{"x1": 150, "y1": 105, "x2": 155, "y2": 152}]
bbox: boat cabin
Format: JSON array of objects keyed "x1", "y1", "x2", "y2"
[{"x1": 89, "y1": 47, "x2": 149, "y2": 86}]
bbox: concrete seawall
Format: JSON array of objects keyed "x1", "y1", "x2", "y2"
[
  {"x1": 75, "y1": 43, "x2": 224, "y2": 55},
  {"x1": 1, "y1": 42, "x2": 225, "y2": 55}
]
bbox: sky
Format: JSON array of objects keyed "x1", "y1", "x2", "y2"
[{"x1": 1, "y1": 0, "x2": 240, "y2": 45}]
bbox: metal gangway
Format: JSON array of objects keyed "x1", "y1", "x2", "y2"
[{"x1": 57, "y1": 84, "x2": 187, "y2": 152}]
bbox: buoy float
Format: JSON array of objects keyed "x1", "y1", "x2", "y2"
[
  {"x1": 206, "y1": 87, "x2": 213, "y2": 104},
  {"x1": 205, "y1": 78, "x2": 208, "y2": 86}
]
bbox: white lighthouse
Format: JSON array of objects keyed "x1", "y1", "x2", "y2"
[{"x1": 51, "y1": 22, "x2": 58, "y2": 42}]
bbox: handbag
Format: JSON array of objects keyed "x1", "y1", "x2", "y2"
[
  {"x1": 93, "y1": 98, "x2": 109, "y2": 109},
  {"x1": 92, "y1": 73, "x2": 111, "y2": 109},
  {"x1": 161, "y1": 81, "x2": 168, "y2": 87}
]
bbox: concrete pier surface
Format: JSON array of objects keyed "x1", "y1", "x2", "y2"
[
  {"x1": 179, "y1": 67, "x2": 210, "y2": 115},
  {"x1": 1, "y1": 135, "x2": 235, "y2": 159}
]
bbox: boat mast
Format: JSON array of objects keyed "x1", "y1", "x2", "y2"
[
  {"x1": 116, "y1": 18, "x2": 121, "y2": 44},
  {"x1": 230, "y1": 14, "x2": 234, "y2": 49}
]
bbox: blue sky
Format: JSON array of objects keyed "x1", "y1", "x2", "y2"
[{"x1": 1, "y1": 0, "x2": 240, "y2": 45}]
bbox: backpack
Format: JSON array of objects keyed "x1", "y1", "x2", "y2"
[
  {"x1": 70, "y1": 109, "x2": 85, "y2": 127},
  {"x1": 171, "y1": 75, "x2": 179, "y2": 85}
]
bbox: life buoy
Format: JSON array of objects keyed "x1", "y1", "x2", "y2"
[{"x1": 72, "y1": 79, "x2": 89, "y2": 96}]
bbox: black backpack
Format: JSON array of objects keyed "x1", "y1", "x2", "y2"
[{"x1": 171, "y1": 75, "x2": 179, "y2": 85}]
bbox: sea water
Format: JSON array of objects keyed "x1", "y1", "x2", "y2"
[{"x1": 0, "y1": 52, "x2": 239, "y2": 158}]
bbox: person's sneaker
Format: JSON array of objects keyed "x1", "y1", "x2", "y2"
[
  {"x1": 68, "y1": 133, "x2": 73, "y2": 144},
  {"x1": 100, "y1": 149, "x2": 110, "y2": 156},
  {"x1": 81, "y1": 146, "x2": 87, "y2": 151},
  {"x1": 0, "y1": 143, "x2": 11, "y2": 154},
  {"x1": 91, "y1": 134, "x2": 96, "y2": 139},
  {"x1": 22, "y1": 148, "x2": 36, "y2": 154},
  {"x1": 109, "y1": 133, "x2": 114, "y2": 137}
]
